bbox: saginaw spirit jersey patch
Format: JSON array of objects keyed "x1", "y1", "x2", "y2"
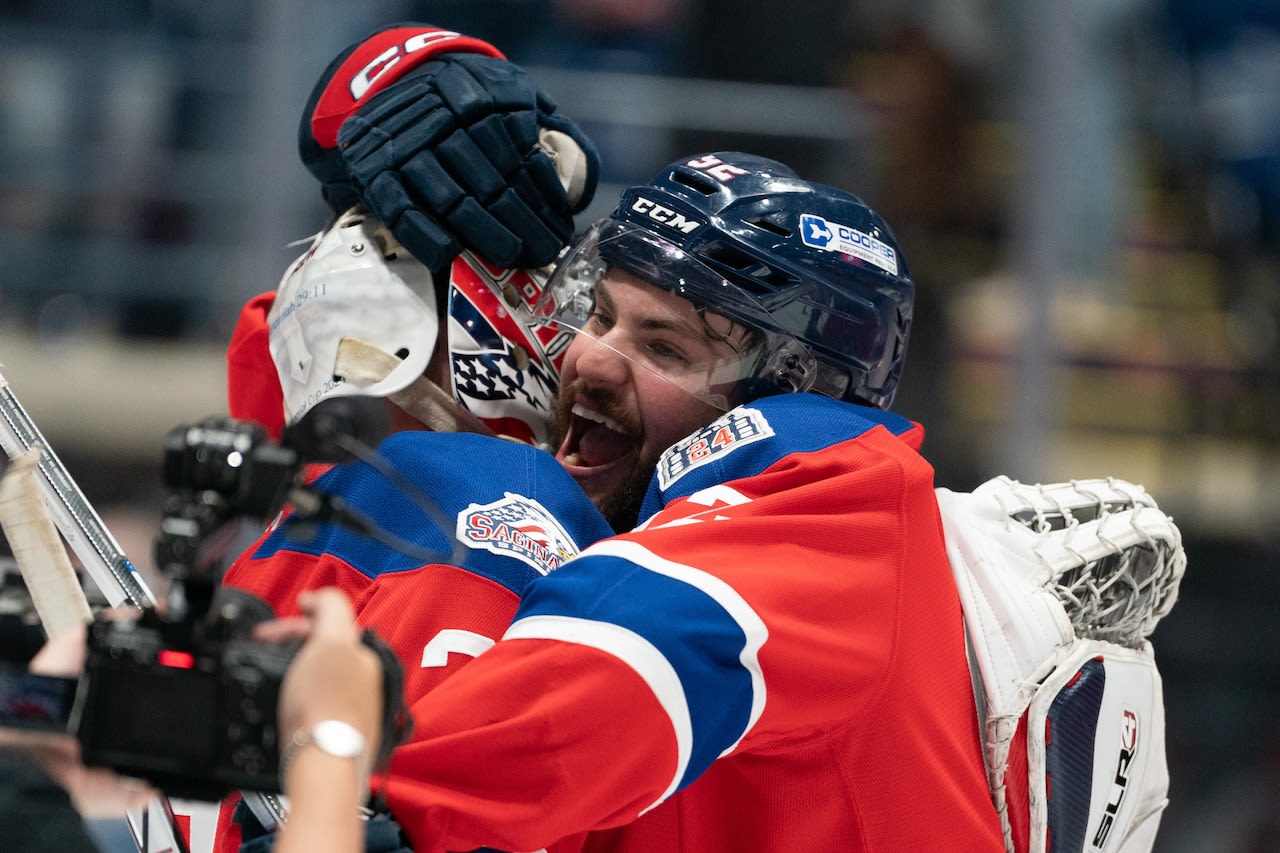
[
  {"x1": 657, "y1": 407, "x2": 775, "y2": 490},
  {"x1": 799, "y1": 213, "x2": 899, "y2": 276},
  {"x1": 457, "y1": 493, "x2": 581, "y2": 575}
]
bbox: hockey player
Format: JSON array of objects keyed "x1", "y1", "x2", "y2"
[
  {"x1": 210, "y1": 24, "x2": 607, "y2": 853},
  {"x1": 218, "y1": 25, "x2": 1176, "y2": 853},
  {"x1": 218, "y1": 139, "x2": 1006, "y2": 851},
  {"x1": 285, "y1": 151, "x2": 1006, "y2": 852},
  {"x1": 219, "y1": 19, "x2": 607, "y2": 687}
]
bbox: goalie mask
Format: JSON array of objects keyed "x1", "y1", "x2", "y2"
[
  {"x1": 535, "y1": 152, "x2": 914, "y2": 409},
  {"x1": 269, "y1": 206, "x2": 438, "y2": 425},
  {"x1": 268, "y1": 207, "x2": 565, "y2": 445},
  {"x1": 445, "y1": 252, "x2": 569, "y2": 447}
]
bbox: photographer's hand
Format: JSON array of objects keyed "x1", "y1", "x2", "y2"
[
  {"x1": 256, "y1": 588, "x2": 384, "y2": 853},
  {"x1": 28, "y1": 622, "x2": 87, "y2": 675},
  {"x1": 1, "y1": 624, "x2": 156, "y2": 817}
]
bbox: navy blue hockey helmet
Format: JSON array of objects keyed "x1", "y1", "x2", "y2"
[{"x1": 536, "y1": 152, "x2": 914, "y2": 409}]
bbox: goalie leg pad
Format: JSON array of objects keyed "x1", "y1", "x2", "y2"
[
  {"x1": 1042, "y1": 656, "x2": 1107, "y2": 852},
  {"x1": 1026, "y1": 640, "x2": 1169, "y2": 853}
]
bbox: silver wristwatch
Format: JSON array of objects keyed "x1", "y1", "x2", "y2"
[{"x1": 281, "y1": 719, "x2": 367, "y2": 774}]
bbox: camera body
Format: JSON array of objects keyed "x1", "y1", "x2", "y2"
[
  {"x1": 76, "y1": 613, "x2": 298, "y2": 801},
  {"x1": 161, "y1": 419, "x2": 299, "y2": 519},
  {"x1": 1, "y1": 402, "x2": 404, "y2": 801},
  {"x1": 64, "y1": 416, "x2": 309, "y2": 801},
  {"x1": 153, "y1": 418, "x2": 300, "y2": 585},
  {"x1": 62, "y1": 401, "x2": 402, "y2": 801}
]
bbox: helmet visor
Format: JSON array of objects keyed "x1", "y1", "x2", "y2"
[{"x1": 533, "y1": 220, "x2": 816, "y2": 410}]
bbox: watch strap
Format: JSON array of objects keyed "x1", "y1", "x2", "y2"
[{"x1": 279, "y1": 719, "x2": 369, "y2": 791}]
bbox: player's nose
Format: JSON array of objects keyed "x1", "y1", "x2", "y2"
[{"x1": 570, "y1": 331, "x2": 632, "y2": 390}]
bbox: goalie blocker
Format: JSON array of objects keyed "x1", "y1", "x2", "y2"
[{"x1": 936, "y1": 477, "x2": 1186, "y2": 853}]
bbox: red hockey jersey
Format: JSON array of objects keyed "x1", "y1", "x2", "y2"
[
  {"x1": 213, "y1": 430, "x2": 614, "y2": 852},
  {"x1": 380, "y1": 393, "x2": 1005, "y2": 852}
]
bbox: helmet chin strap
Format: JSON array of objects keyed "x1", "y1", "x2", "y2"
[{"x1": 333, "y1": 337, "x2": 499, "y2": 438}]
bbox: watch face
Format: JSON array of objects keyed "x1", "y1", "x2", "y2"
[{"x1": 312, "y1": 719, "x2": 366, "y2": 758}]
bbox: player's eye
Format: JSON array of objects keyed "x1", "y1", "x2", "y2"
[
  {"x1": 584, "y1": 309, "x2": 613, "y2": 333},
  {"x1": 644, "y1": 338, "x2": 692, "y2": 366}
]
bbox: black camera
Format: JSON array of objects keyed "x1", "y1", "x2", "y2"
[
  {"x1": 76, "y1": 611, "x2": 299, "y2": 801},
  {"x1": 163, "y1": 419, "x2": 299, "y2": 516},
  {"x1": 151, "y1": 417, "x2": 304, "y2": 620},
  {"x1": 5, "y1": 605, "x2": 406, "y2": 802},
  {"x1": 2, "y1": 398, "x2": 406, "y2": 802}
]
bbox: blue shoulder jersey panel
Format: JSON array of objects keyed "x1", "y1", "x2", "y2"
[
  {"x1": 509, "y1": 538, "x2": 767, "y2": 795},
  {"x1": 641, "y1": 393, "x2": 916, "y2": 514},
  {"x1": 253, "y1": 431, "x2": 613, "y2": 595}
]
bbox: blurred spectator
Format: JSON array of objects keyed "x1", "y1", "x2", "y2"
[
  {"x1": 838, "y1": 10, "x2": 999, "y2": 488},
  {"x1": 1158, "y1": 0, "x2": 1280, "y2": 254}
]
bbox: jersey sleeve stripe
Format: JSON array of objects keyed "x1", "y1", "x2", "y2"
[
  {"x1": 588, "y1": 537, "x2": 769, "y2": 756},
  {"x1": 510, "y1": 538, "x2": 769, "y2": 794},
  {"x1": 503, "y1": 613, "x2": 693, "y2": 813}
]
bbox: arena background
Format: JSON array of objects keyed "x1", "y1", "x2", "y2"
[{"x1": 1, "y1": 2, "x2": 1277, "y2": 850}]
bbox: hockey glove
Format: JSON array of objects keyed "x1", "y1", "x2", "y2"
[{"x1": 300, "y1": 25, "x2": 599, "y2": 272}]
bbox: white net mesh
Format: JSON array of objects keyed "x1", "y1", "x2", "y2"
[{"x1": 985, "y1": 477, "x2": 1187, "y2": 648}]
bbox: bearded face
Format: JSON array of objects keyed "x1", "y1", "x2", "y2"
[{"x1": 549, "y1": 269, "x2": 749, "y2": 530}]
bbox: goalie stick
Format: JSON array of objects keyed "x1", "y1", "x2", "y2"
[
  {"x1": 0, "y1": 366, "x2": 155, "y2": 608},
  {"x1": 0, "y1": 448, "x2": 93, "y2": 638},
  {"x1": 0, "y1": 366, "x2": 187, "y2": 853}
]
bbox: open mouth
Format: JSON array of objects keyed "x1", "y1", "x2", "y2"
[{"x1": 557, "y1": 402, "x2": 638, "y2": 471}]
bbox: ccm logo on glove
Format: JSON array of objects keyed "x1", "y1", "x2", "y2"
[
  {"x1": 350, "y1": 30, "x2": 484, "y2": 100},
  {"x1": 311, "y1": 26, "x2": 504, "y2": 148}
]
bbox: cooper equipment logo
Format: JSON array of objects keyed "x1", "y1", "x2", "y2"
[
  {"x1": 457, "y1": 493, "x2": 580, "y2": 575},
  {"x1": 799, "y1": 213, "x2": 899, "y2": 276},
  {"x1": 1091, "y1": 708, "x2": 1139, "y2": 849}
]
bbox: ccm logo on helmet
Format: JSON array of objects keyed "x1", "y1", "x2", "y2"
[
  {"x1": 631, "y1": 197, "x2": 702, "y2": 234},
  {"x1": 350, "y1": 30, "x2": 466, "y2": 100}
]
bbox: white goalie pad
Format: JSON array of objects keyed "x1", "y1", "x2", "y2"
[
  {"x1": 1024, "y1": 640, "x2": 1169, "y2": 853},
  {"x1": 935, "y1": 477, "x2": 1185, "y2": 853}
]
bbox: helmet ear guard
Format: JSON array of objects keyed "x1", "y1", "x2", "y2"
[{"x1": 755, "y1": 340, "x2": 817, "y2": 395}]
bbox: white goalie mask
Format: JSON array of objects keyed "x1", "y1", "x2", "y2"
[{"x1": 268, "y1": 207, "x2": 439, "y2": 425}]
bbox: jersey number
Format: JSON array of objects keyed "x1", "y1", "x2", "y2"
[{"x1": 420, "y1": 629, "x2": 496, "y2": 668}]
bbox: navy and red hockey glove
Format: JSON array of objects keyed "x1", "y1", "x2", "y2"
[{"x1": 300, "y1": 25, "x2": 599, "y2": 272}]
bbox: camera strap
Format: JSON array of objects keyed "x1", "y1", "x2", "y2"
[{"x1": 242, "y1": 791, "x2": 289, "y2": 832}]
